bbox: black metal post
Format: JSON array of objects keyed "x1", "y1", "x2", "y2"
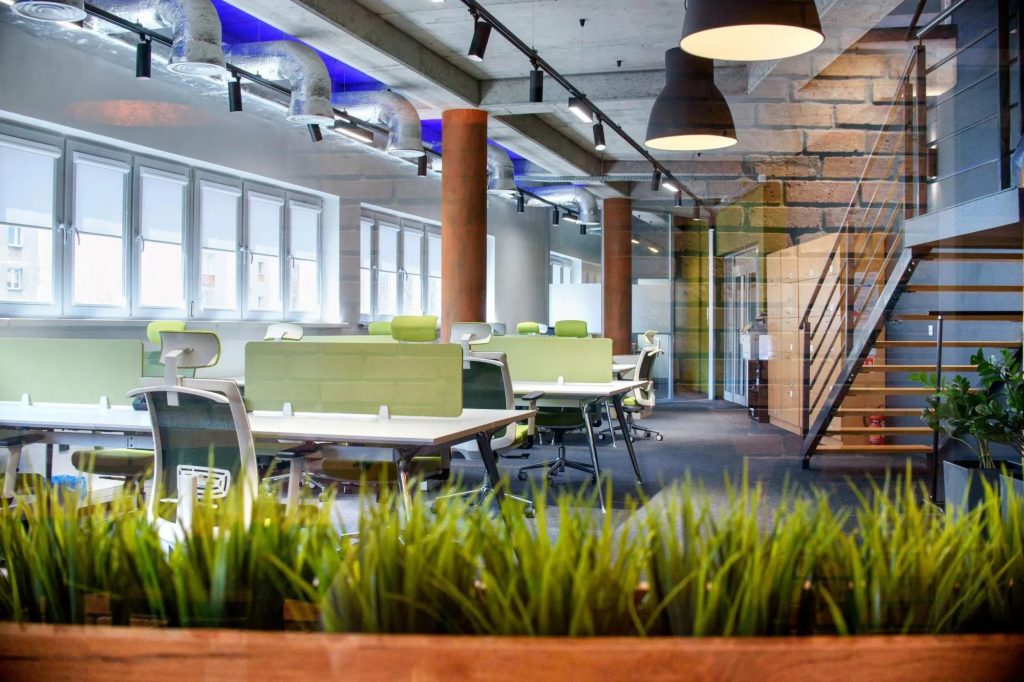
[{"x1": 931, "y1": 314, "x2": 944, "y2": 503}]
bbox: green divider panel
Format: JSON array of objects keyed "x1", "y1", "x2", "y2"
[
  {"x1": 473, "y1": 337, "x2": 612, "y2": 383},
  {"x1": 245, "y1": 341, "x2": 463, "y2": 416},
  {"x1": 302, "y1": 335, "x2": 398, "y2": 343},
  {"x1": 0, "y1": 339, "x2": 143, "y2": 406}
]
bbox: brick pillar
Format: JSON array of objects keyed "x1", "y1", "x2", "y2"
[
  {"x1": 440, "y1": 109, "x2": 488, "y2": 340},
  {"x1": 603, "y1": 198, "x2": 632, "y2": 354}
]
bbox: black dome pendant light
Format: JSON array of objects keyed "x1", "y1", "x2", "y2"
[
  {"x1": 645, "y1": 48, "x2": 737, "y2": 151},
  {"x1": 679, "y1": 0, "x2": 824, "y2": 62}
]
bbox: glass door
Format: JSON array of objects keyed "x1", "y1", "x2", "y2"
[{"x1": 723, "y1": 247, "x2": 759, "y2": 406}]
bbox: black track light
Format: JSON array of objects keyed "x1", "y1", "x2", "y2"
[
  {"x1": 675, "y1": 191, "x2": 683, "y2": 207},
  {"x1": 552, "y1": 209, "x2": 560, "y2": 226},
  {"x1": 417, "y1": 155, "x2": 428, "y2": 176},
  {"x1": 468, "y1": 18, "x2": 492, "y2": 62},
  {"x1": 136, "y1": 36, "x2": 151, "y2": 79},
  {"x1": 529, "y1": 67, "x2": 543, "y2": 103},
  {"x1": 307, "y1": 124, "x2": 323, "y2": 143},
  {"x1": 568, "y1": 96, "x2": 593, "y2": 123},
  {"x1": 592, "y1": 121, "x2": 606, "y2": 151},
  {"x1": 516, "y1": 192, "x2": 525, "y2": 214},
  {"x1": 579, "y1": 224, "x2": 587, "y2": 236},
  {"x1": 227, "y1": 74, "x2": 243, "y2": 113},
  {"x1": 650, "y1": 169, "x2": 662, "y2": 192}
]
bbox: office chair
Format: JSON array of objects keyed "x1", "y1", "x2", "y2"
[
  {"x1": 489, "y1": 323, "x2": 507, "y2": 336},
  {"x1": 391, "y1": 315, "x2": 439, "y2": 342},
  {"x1": 367, "y1": 320, "x2": 392, "y2": 336},
  {"x1": 142, "y1": 320, "x2": 187, "y2": 378},
  {"x1": 265, "y1": 322, "x2": 304, "y2": 341},
  {"x1": 620, "y1": 348, "x2": 664, "y2": 442},
  {"x1": 554, "y1": 320, "x2": 589, "y2": 338},
  {"x1": 516, "y1": 321, "x2": 544, "y2": 335},
  {"x1": 0, "y1": 431, "x2": 45, "y2": 502},
  {"x1": 434, "y1": 351, "x2": 538, "y2": 515}
]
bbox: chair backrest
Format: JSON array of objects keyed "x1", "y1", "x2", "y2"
[
  {"x1": 391, "y1": 315, "x2": 438, "y2": 342},
  {"x1": 147, "y1": 320, "x2": 186, "y2": 345},
  {"x1": 367, "y1": 321, "x2": 392, "y2": 336},
  {"x1": 516, "y1": 321, "x2": 542, "y2": 335},
  {"x1": 490, "y1": 323, "x2": 507, "y2": 336},
  {"x1": 159, "y1": 331, "x2": 220, "y2": 388},
  {"x1": 265, "y1": 322, "x2": 304, "y2": 341},
  {"x1": 450, "y1": 322, "x2": 492, "y2": 345},
  {"x1": 632, "y1": 348, "x2": 662, "y2": 408},
  {"x1": 130, "y1": 378, "x2": 257, "y2": 531},
  {"x1": 457, "y1": 351, "x2": 515, "y2": 452},
  {"x1": 641, "y1": 330, "x2": 660, "y2": 350},
  {"x1": 554, "y1": 320, "x2": 588, "y2": 338}
]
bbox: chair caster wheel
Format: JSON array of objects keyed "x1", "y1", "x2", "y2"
[
  {"x1": 656, "y1": 435, "x2": 664, "y2": 441},
  {"x1": 630, "y1": 437, "x2": 636, "y2": 443},
  {"x1": 517, "y1": 471, "x2": 528, "y2": 481},
  {"x1": 559, "y1": 463, "x2": 566, "y2": 473},
  {"x1": 598, "y1": 434, "x2": 606, "y2": 441},
  {"x1": 645, "y1": 432, "x2": 652, "y2": 439},
  {"x1": 524, "y1": 506, "x2": 535, "y2": 519}
]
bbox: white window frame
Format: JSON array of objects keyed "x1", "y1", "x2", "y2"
[
  {"x1": 192, "y1": 172, "x2": 243, "y2": 320},
  {"x1": 6, "y1": 267, "x2": 23, "y2": 291},
  {"x1": 242, "y1": 184, "x2": 286, "y2": 321},
  {"x1": 7, "y1": 225, "x2": 22, "y2": 248},
  {"x1": 0, "y1": 124, "x2": 63, "y2": 318},
  {"x1": 285, "y1": 195, "x2": 323, "y2": 322},
  {"x1": 360, "y1": 209, "x2": 439, "y2": 322},
  {"x1": 131, "y1": 157, "x2": 190, "y2": 318},
  {"x1": 63, "y1": 142, "x2": 132, "y2": 318}
]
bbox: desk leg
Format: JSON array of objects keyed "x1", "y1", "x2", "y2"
[
  {"x1": 612, "y1": 394, "x2": 643, "y2": 484},
  {"x1": 582, "y1": 400, "x2": 606, "y2": 514},
  {"x1": 45, "y1": 444, "x2": 54, "y2": 482},
  {"x1": 475, "y1": 432, "x2": 506, "y2": 507},
  {"x1": 396, "y1": 454, "x2": 413, "y2": 515},
  {"x1": 604, "y1": 402, "x2": 618, "y2": 448},
  {"x1": 285, "y1": 458, "x2": 304, "y2": 516}
]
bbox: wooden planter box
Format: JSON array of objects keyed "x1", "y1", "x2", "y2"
[{"x1": 0, "y1": 623, "x2": 1021, "y2": 681}]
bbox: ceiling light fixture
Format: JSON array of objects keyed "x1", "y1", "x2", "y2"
[
  {"x1": 417, "y1": 155, "x2": 428, "y2": 176},
  {"x1": 307, "y1": 124, "x2": 323, "y2": 143},
  {"x1": 552, "y1": 209, "x2": 560, "y2": 226},
  {"x1": 516, "y1": 192, "x2": 525, "y2": 214},
  {"x1": 679, "y1": 0, "x2": 824, "y2": 62},
  {"x1": 631, "y1": 238, "x2": 640, "y2": 245},
  {"x1": 661, "y1": 178, "x2": 679, "y2": 193},
  {"x1": 650, "y1": 169, "x2": 662, "y2": 192},
  {"x1": 592, "y1": 121, "x2": 606, "y2": 151},
  {"x1": 467, "y1": 14, "x2": 492, "y2": 62},
  {"x1": 11, "y1": 0, "x2": 86, "y2": 23},
  {"x1": 227, "y1": 74, "x2": 243, "y2": 112},
  {"x1": 564, "y1": 214, "x2": 579, "y2": 224},
  {"x1": 579, "y1": 224, "x2": 588, "y2": 236},
  {"x1": 529, "y1": 65, "x2": 544, "y2": 103},
  {"x1": 334, "y1": 120, "x2": 374, "y2": 144},
  {"x1": 135, "y1": 36, "x2": 151, "y2": 80},
  {"x1": 675, "y1": 192, "x2": 683, "y2": 207},
  {"x1": 567, "y1": 96, "x2": 593, "y2": 123},
  {"x1": 647, "y1": 245, "x2": 660, "y2": 254},
  {"x1": 645, "y1": 48, "x2": 737, "y2": 151}
]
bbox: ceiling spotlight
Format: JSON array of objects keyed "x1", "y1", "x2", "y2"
[
  {"x1": 648, "y1": 245, "x2": 660, "y2": 254},
  {"x1": 675, "y1": 192, "x2": 683, "y2": 207},
  {"x1": 307, "y1": 124, "x2": 324, "y2": 143},
  {"x1": 417, "y1": 155, "x2": 428, "y2": 176},
  {"x1": 650, "y1": 169, "x2": 662, "y2": 192},
  {"x1": 661, "y1": 178, "x2": 679, "y2": 193},
  {"x1": 568, "y1": 96, "x2": 593, "y2": 123},
  {"x1": 631, "y1": 238, "x2": 640, "y2": 245},
  {"x1": 227, "y1": 74, "x2": 243, "y2": 112},
  {"x1": 11, "y1": 0, "x2": 86, "y2": 23},
  {"x1": 592, "y1": 121, "x2": 606, "y2": 151},
  {"x1": 468, "y1": 17, "x2": 492, "y2": 62},
  {"x1": 334, "y1": 120, "x2": 374, "y2": 144},
  {"x1": 646, "y1": 48, "x2": 737, "y2": 151},
  {"x1": 564, "y1": 214, "x2": 579, "y2": 224},
  {"x1": 529, "y1": 66, "x2": 544, "y2": 103},
  {"x1": 552, "y1": 209, "x2": 560, "y2": 226},
  {"x1": 135, "y1": 36, "x2": 152, "y2": 80},
  {"x1": 579, "y1": 224, "x2": 588, "y2": 236},
  {"x1": 516, "y1": 192, "x2": 525, "y2": 214},
  {"x1": 680, "y1": 0, "x2": 824, "y2": 62}
]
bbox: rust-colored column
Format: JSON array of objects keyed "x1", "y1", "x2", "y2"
[
  {"x1": 440, "y1": 109, "x2": 488, "y2": 340},
  {"x1": 603, "y1": 198, "x2": 633, "y2": 354}
]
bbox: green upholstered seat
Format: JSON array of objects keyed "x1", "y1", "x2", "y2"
[
  {"x1": 554, "y1": 320, "x2": 588, "y2": 338},
  {"x1": 516, "y1": 321, "x2": 542, "y2": 335},
  {"x1": 147, "y1": 320, "x2": 187, "y2": 345},
  {"x1": 368, "y1": 321, "x2": 392, "y2": 335},
  {"x1": 622, "y1": 396, "x2": 638, "y2": 408},
  {"x1": 391, "y1": 315, "x2": 439, "y2": 342},
  {"x1": 72, "y1": 449, "x2": 154, "y2": 478},
  {"x1": 0, "y1": 473, "x2": 46, "y2": 495}
]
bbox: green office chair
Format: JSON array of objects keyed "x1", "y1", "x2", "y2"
[
  {"x1": 620, "y1": 347, "x2": 664, "y2": 441},
  {"x1": 391, "y1": 315, "x2": 439, "y2": 342},
  {"x1": 367, "y1": 320, "x2": 392, "y2": 336},
  {"x1": 0, "y1": 431, "x2": 45, "y2": 502},
  {"x1": 143, "y1": 320, "x2": 187, "y2": 378},
  {"x1": 517, "y1": 405, "x2": 595, "y2": 484},
  {"x1": 516, "y1": 321, "x2": 543, "y2": 335},
  {"x1": 265, "y1": 322, "x2": 304, "y2": 341},
  {"x1": 554, "y1": 320, "x2": 589, "y2": 338},
  {"x1": 434, "y1": 351, "x2": 539, "y2": 515}
]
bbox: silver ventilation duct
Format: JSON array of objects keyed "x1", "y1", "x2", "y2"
[
  {"x1": 486, "y1": 143, "x2": 516, "y2": 194},
  {"x1": 11, "y1": 0, "x2": 87, "y2": 23},
  {"x1": 225, "y1": 41, "x2": 335, "y2": 125},
  {"x1": 93, "y1": 0, "x2": 225, "y2": 76},
  {"x1": 526, "y1": 185, "x2": 601, "y2": 225},
  {"x1": 332, "y1": 90, "x2": 423, "y2": 158}
]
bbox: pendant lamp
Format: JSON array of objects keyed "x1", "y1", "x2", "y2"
[
  {"x1": 680, "y1": 0, "x2": 824, "y2": 62},
  {"x1": 645, "y1": 48, "x2": 737, "y2": 151}
]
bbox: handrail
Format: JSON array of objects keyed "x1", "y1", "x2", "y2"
[{"x1": 917, "y1": 0, "x2": 971, "y2": 38}]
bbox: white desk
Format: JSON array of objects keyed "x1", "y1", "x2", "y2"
[
  {"x1": 612, "y1": 363, "x2": 635, "y2": 379},
  {"x1": 512, "y1": 380, "x2": 644, "y2": 512},
  {"x1": 0, "y1": 402, "x2": 531, "y2": 513}
]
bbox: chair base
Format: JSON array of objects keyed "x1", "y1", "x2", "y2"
[
  {"x1": 433, "y1": 480, "x2": 534, "y2": 518},
  {"x1": 517, "y1": 445, "x2": 596, "y2": 484}
]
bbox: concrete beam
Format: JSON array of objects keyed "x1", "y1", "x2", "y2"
[{"x1": 492, "y1": 114, "x2": 604, "y2": 178}]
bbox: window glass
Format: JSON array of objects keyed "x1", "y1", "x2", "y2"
[
  {"x1": 289, "y1": 201, "x2": 320, "y2": 314},
  {"x1": 426, "y1": 232, "x2": 441, "y2": 316},
  {"x1": 72, "y1": 153, "x2": 128, "y2": 307},
  {"x1": 486, "y1": 234, "x2": 496, "y2": 322},
  {"x1": 246, "y1": 192, "x2": 282, "y2": 313},
  {"x1": 376, "y1": 223, "x2": 399, "y2": 316},
  {"x1": 360, "y1": 219, "x2": 372, "y2": 317},
  {"x1": 199, "y1": 181, "x2": 240, "y2": 311},
  {"x1": 401, "y1": 229, "x2": 422, "y2": 315},
  {"x1": 138, "y1": 167, "x2": 187, "y2": 309}
]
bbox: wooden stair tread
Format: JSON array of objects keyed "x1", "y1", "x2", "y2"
[
  {"x1": 873, "y1": 340, "x2": 1019, "y2": 348},
  {"x1": 834, "y1": 408, "x2": 922, "y2": 416},
  {"x1": 918, "y1": 252, "x2": 1022, "y2": 261},
  {"x1": 846, "y1": 387, "x2": 935, "y2": 395},
  {"x1": 824, "y1": 427, "x2": 932, "y2": 435},
  {"x1": 858, "y1": 364, "x2": 975, "y2": 372},
  {"x1": 904, "y1": 285, "x2": 1020, "y2": 293},
  {"x1": 891, "y1": 313, "x2": 1021, "y2": 322},
  {"x1": 814, "y1": 444, "x2": 933, "y2": 454}
]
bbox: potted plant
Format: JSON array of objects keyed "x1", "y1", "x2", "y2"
[{"x1": 914, "y1": 349, "x2": 1024, "y2": 513}]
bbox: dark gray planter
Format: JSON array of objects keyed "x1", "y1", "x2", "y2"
[
  {"x1": 944, "y1": 459, "x2": 1023, "y2": 519},
  {"x1": 999, "y1": 461, "x2": 1023, "y2": 519}
]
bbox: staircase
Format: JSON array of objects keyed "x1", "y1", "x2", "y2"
[{"x1": 797, "y1": 29, "x2": 1024, "y2": 479}]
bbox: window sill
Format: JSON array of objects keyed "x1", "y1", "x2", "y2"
[{"x1": 0, "y1": 318, "x2": 348, "y2": 330}]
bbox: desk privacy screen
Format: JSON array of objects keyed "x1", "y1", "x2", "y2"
[{"x1": 472, "y1": 336, "x2": 613, "y2": 383}]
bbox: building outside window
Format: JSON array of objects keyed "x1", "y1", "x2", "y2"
[{"x1": 5, "y1": 267, "x2": 22, "y2": 291}]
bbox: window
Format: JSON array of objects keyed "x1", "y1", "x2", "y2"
[
  {"x1": 245, "y1": 190, "x2": 284, "y2": 316},
  {"x1": 426, "y1": 232, "x2": 441, "y2": 317},
  {"x1": 361, "y1": 210, "x2": 440, "y2": 321},
  {"x1": 136, "y1": 165, "x2": 188, "y2": 311},
  {"x1": 0, "y1": 133, "x2": 60, "y2": 310},
  {"x1": 486, "y1": 234, "x2": 496, "y2": 322},
  {"x1": 287, "y1": 200, "x2": 321, "y2": 317},
  {"x1": 402, "y1": 228, "x2": 423, "y2": 315},
  {"x1": 360, "y1": 218, "x2": 373, "y2": 318},
  {"x1": 376, "y1": 222, "x2": 399, "y2": 317},
  {"x1": 5, "y1": 267, "x2": 22, "y2": 291},
  {"x1": 197, "y1": 179, "x2": 241, "y2": 316},
  {"x1": 69, "y1": 151, "x2": 130, "y2": 311}
]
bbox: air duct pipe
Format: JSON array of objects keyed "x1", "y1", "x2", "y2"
[
  {"x1": 12, "y1": 0, "x2": 87, "y2": 22},
  {"x1": 224, "y1": 41, "x2": 335, "y2": 125},
  {"x1": 526, "y1": 185, "x2": 601, "y2": 225},
  {"x1": 332, "y1": 90, "x2": 423, "y2": 158},
  {"x1": 486, "y1": 143, "x2": 516, "y2": 194},
  {"x1": 92, "y1": 0, "x2": 225, "y2": 75}
]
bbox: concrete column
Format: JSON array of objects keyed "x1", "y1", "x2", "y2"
[
  {"x1": 603, "y1": 198, "x2": 633, "y2": 354},
  {"x1": 440, "y1": 109, "x2": 488, "y2": 340}
]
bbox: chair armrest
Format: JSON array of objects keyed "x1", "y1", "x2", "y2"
[
  {"x1": 521, "y1": 390, "x2": 545, "y2": 402},
  {"x1": 274, "y1": 442, "x2": 320, "y2": 459}
]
